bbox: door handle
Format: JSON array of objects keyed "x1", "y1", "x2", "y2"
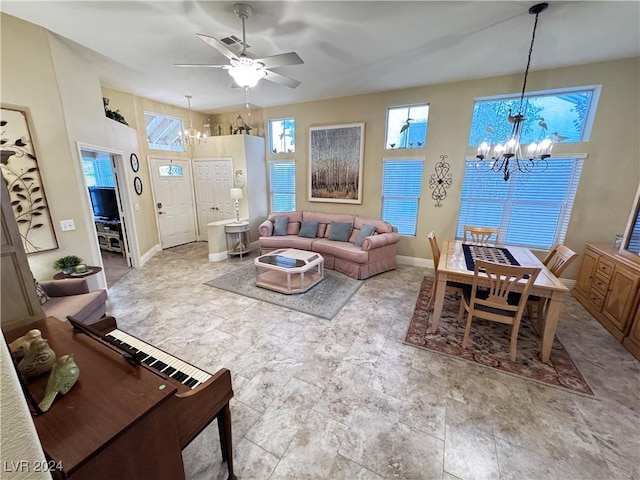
[{"x1": 158, "y1": 211, "x2": 165, "y2": 215}]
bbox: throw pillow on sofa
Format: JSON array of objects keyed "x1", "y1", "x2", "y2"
[
  {"x1": 328, "y1": 222, "x2": 353, "y2": 242},
  {"x1": 274, "y1": 216, "x2": 289, "y2": 236},
  {"x1": 355, "y1": 224, "x2": 377, "y2": 247},
  {"x1": 298, "y1": 220, "x2": 319, "y2": 238}
]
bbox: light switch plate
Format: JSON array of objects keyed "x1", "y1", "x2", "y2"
[{"x1": 60, "y1": 219, "x2": 75, "y2": 231}]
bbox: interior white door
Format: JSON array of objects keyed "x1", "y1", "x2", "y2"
[
  {"x1": 149, "y1": 158, "x2": 197, "y2": 249},
  {"x1": 193, "y1": 158, "x2": 234, "y2": 240}
]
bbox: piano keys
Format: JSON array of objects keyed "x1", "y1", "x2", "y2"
[
  {"x1": 4, "y1": 316, "x2": 237, "y2": 480},
  {"x1": 105, "y1": 329, "x2": 211, "y2": 388}
]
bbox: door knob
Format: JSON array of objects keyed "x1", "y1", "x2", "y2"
[{"x1": 157, "y1": 202, "x2": 163, "y2": 209}]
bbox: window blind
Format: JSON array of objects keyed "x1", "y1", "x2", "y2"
[
  {"x1": 269, "y1": 161, "x2": 296, "y2": 213},
  {"x1": 382, "y1": 159, "x2": 424, "y2": 236},
  {"x1": 457, "y1": 158, "x2": 583, "y2": 249}
]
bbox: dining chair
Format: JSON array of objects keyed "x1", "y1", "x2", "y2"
[
  {"x1": 426, "y1": 231, "x2": 466, "y2": 331},
  {"x1": 463, "y1": 225, "x2": 500, "y2": 244},
  {"x1": 528, "y1": 244, "x2": 579, "y2": 324},
  {"x1": 458, "y1": 259, "x2": 541, "y2": 362}
]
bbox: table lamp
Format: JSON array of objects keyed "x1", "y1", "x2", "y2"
[{"x1": 230, "y1": 188, "x2": 243, "y2": 223}]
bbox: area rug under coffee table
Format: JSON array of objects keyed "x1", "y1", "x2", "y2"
[
  {"x1": 205, "y1": 266, "x2": 363, "y2": 320},
  {"x1": 405, "y1": 276, "x2": 594, "y2": 396}
]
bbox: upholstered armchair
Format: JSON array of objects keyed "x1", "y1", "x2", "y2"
[{"x1": 38, "y1": 278, "x2": 108, "y2": 325}]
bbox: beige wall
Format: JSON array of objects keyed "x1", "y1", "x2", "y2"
[
  {"x1": 2, "y1": 11, "x2": 639, "y2": 283},
  {"x1": 260, "y1": 57, "x2": 640, "y2": 278}
]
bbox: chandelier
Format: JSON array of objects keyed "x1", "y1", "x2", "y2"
[
  {"x1": 178, "y1": 95, "x2": 207, "y2": 147},
  {"x1": 476, "y1": 3, "x2": 552, "y2": 181}
]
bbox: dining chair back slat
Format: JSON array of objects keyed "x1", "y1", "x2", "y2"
[
  {"x1": 459, "y1": 259, "x2": 541, "y2": 362},
  {"x1": 529, "y1": 244, "x2": 579, "y2": 326},
  {"x1": 463, "y1": 225, "x2": 500, "y2": 244},
  {"x1": 426, "y1": 231, "x2": 463, "y2": 317}
]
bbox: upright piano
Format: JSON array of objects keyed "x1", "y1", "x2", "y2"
[{"x1": 5, "y1": 316, "x2": 236, "y2": 480}]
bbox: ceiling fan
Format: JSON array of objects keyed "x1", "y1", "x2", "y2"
[{"x1": 175, "y1": 3, "x2": 303, "y2": 89}]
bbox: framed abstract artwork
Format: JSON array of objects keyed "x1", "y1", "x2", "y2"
[
  {"x1": 309, "y1": 122, "x2": 365, "y2": 204},
  {"x1": 1, "y1": 107, "x2": 59, "y2": 254}
]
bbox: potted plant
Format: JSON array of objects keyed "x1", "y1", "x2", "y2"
[{"x1": 53, "y1": 255, "x2": 84, "y2": 275}]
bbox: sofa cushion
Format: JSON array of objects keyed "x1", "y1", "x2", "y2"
[
  {"x1": 312, "y1": 239, "x2": 369, "y2": 264},
  {"x1": 42, "y1": 289, "x2": 108, "y2": 323},
  {"x1": 298, "y1": 220, "x2": 319, "y2": 238},
  {"x1": 355, "y1": 216, "x2": 395, "y2": 234},
  {"x1": 274, "y1": 216, "x2": 289, "y2": 236},
  {"x1": 303, "y1": 212, "x2": 355, "y2": 239},
  {"x1": 268, "y1": 211, "x2": 303, "y2": 224},
  {"x1": 328, "y1": 222, "x2": 353, "y2": 242},
  {"x1": 355, "y1": 224, "x2": 377, "y2": 247},
  {"x1": 260, "y1": 235, "x2": 316, "y2": 251}
]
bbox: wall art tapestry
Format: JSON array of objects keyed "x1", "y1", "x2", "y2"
[
  {"x1": 1, "y1": 107, "x2": 58, "y2": 254},
  {"x1": 309, "y1": 122, "x2": 364, "y2": 204}
]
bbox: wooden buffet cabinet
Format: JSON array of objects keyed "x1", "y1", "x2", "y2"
[{"x1": 573, "y1": 243, "x2": 640, "y2": 360}]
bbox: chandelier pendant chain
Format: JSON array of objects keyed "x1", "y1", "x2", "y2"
[
  {"x1": 179, "y1": 94, "x2": 207, "y2": 148},
  {"x1": 518, "y1": 10, "x2": 540, "y2": 115},
  {"x1": 475, "y1": 2, "x2": 551, "y2": 182}
]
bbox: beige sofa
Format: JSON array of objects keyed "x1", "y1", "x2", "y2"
[{"x1": 258, "y1": 211, "x2": 400, "y2": 279}]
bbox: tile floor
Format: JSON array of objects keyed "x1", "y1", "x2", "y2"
[{"x1": 106, "y1": 242, "x2": 640, "y2": 480}]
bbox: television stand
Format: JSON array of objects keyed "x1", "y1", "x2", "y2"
[{"x1": 95, "y1": 218, "x2": 124, "y2": 255}]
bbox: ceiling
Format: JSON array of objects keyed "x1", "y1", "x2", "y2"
[{"x1": 2, "y1": 1, "x2": 639, "y2": 114}]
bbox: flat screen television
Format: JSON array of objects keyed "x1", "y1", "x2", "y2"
[{"x1": 88, "y1": 187, "x2": 119, "y2": 220}]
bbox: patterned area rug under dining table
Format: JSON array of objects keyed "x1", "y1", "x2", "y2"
[{"x1": 404, "y1": 276, "x2": 594, "y2": 396}]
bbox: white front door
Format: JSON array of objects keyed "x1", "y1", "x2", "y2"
[
  {"x1": 149, "y1": 158, "x2": 197, "y2": 249},
  {"x1": 193, "y1": 158, "x2": 234, "y2": 240}
]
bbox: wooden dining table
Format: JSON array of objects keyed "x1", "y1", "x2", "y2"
[{"x1": 431, "y1": 240, "x2": 570, "y2": 363}]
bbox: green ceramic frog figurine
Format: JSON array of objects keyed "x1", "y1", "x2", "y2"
[
  {"x1": 39, "y1": 354, "x2": 80, "y2": 413},
  {"x1": 17, "y1": 337, "x2": 56, "y2": 378}
]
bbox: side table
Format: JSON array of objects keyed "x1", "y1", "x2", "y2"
[
  {"x1": 225, "y1": 221, "x2": 251, "y2": 259},
  {"x1": 53, "y1": 266, "x2": 103, "y2": 280}
]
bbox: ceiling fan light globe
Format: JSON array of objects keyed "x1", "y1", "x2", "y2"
[{"x1": 228, "y1": 66, "x2": 266, "y2": 88}]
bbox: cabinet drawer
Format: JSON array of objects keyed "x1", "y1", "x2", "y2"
[
  {"x1": 588, "y1": 288, "x2": 605, "y2": 310},
  {"x1": 596, "y1": 258, "x2": 614, "y2": 278},
  {"x1": 592, "y1": 273, "x2": 610, "y2": 295}
]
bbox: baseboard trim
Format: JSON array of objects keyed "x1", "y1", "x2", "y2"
[
  {"x1": 397, "y1": 255, "x2": 433, "y2": 269},
  {"x1": 140, "y1": 244, "x2": 161, "y2": 266},
  {"x1": 209, "y1": 251, "x2": 228, "y2": 262}
]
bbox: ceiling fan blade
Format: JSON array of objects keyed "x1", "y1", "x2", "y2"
[
  {"x1": 174, "y1": 63, "x2": 228, "y2": 68},
  {"x1": 263, "y1": 70, "x2": 301, "y2": 89},
  {"x1": 255, "y1": 52, "x2": 303, "y2": 69},
  {"x1": 196, "y1": 33, "x2": 239, "y2": 61}
]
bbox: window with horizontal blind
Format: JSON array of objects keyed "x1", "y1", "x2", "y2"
[
  {"x1": 456, "y1": 157, "x2": 583, "y2": 249},
  {"x1": 82, "y1": 152, "x2": 114, "y2": 187},
  {"x1": 382, "y1": 158, "x2": 424, "y2": 236},
  {"x1": 269, "y1": 161, "x2": 296, "y2": 212}
]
